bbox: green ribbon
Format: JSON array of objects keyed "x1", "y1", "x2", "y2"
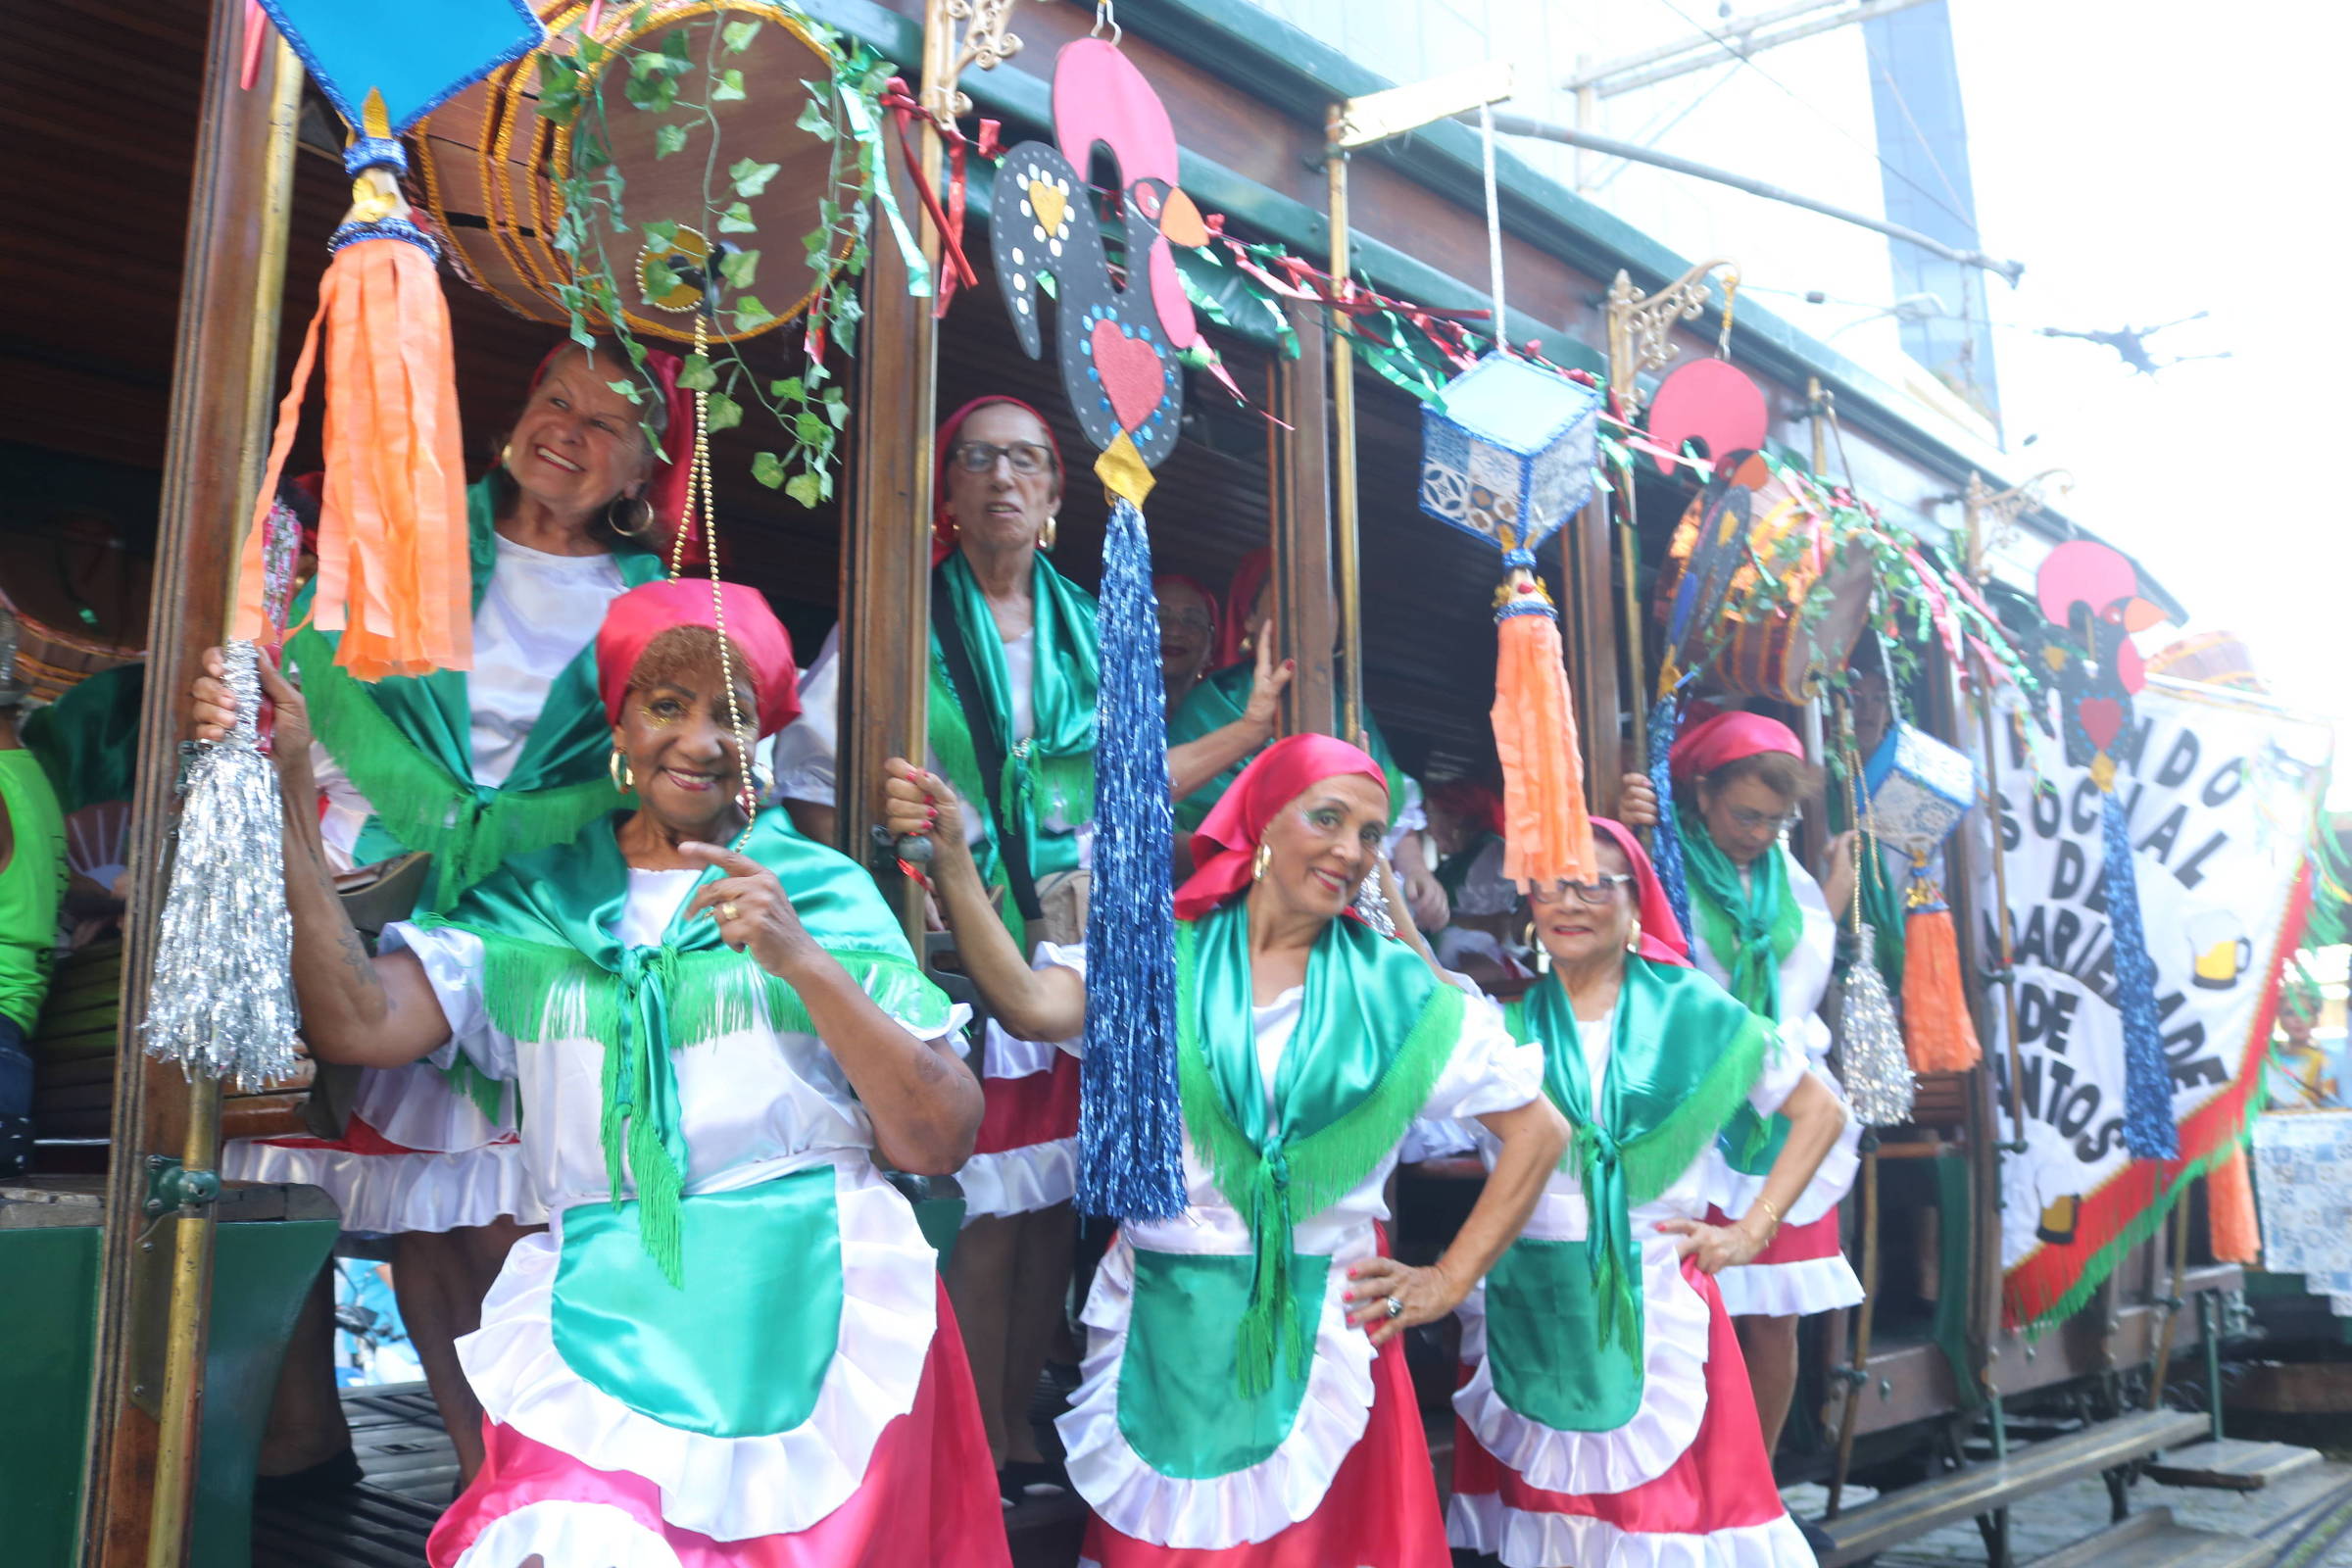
[
  {"x1": 1678, "y1": 806, "x2": 1809, "y2": 1177},
  {"x1": 1506, "y1": 962, "x2": 1777, "y2": 1355},
  {"x1": 1165, "y1": 663, "x2": 1406, "y2": 835},
  {"x1": 417, "y1": 809, "x2": 951, "y2": 1286},
  {"x1": 837, "y1": 78, "x2": 932, "y2": 300},
  {"x1": 1174, "y1": 905, "x2": 1462, "y2": 1395},
  {"x1": 925, "y1": 551, "x2": 1099, "y2": 919},
  {"x1": 290, "y1": 479, "x2": 665, "y2": 911}
]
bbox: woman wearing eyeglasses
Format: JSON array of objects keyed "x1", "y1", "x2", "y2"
[
  {"x1": 1446, "y1": 819, "x2": 1845, "y2": 1568},
  {"x1": 1663, "y1": 711, "x2": 1864, "y2": 1456}
]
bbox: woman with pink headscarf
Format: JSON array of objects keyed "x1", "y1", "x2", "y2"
[
  {"x1": 1446, "y1": 818, "x2": 1844, "y2": 1567},
  {"x1": 1661, "y1": 710, "x2": 1864, "y2": 1457}
]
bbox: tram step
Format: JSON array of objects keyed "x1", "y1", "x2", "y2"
[
  {"x1": 1812, "y1": 1408, "x2": 2211, "y2": 1568},
  {"x1": 2029, "y1": 1507, "x2": 2275, "y2": 1568},
  {"x1": 2145, "y1": 1439, "x2": 2323, "y2": 1493}
]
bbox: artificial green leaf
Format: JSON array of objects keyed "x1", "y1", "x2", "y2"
[
  {"x1": 731, "y1": 296, "x2": 774, "y2": 332},
  {"x1": 718, "y1": 248, "x2": 760, "y2": 289},
  {"x1": 794, "y1": 97, "x2": 836, "y2": 140},
  {"x1": 712, "y1": 69, "x2": 746, "y2": 103},
  {"x1": 606, "y1": 378, "x2": 643, "y2": 403},
  {"x1": 729, "y1": 158, "x2": 781, "y2": 198},
  {"x1": 752, "y1": 451, "x2": 786, "y2": 488},
  {"x1": 577, "y1": 35, "x2": 607, "y2": 66},
  {"x1": 794, "y1": 411, "x2": 826, "y2": 443},
  {"x1": 785, "y1": 471, "x2": 823, "y2": 507},
  {"x1": 655, "y1": 123, "x2": 688, "y2": 159},
  {"x1": 677, "y1": 353, "x2": 717, "y2": 392},
  {"x1": 642, "y1": 218, "x2": 680, "y2": 249},
  {"x1": 661, "y1": 29, "x2": 693, "y2": 64},
  {"x1": 716, "y1": 201, "x2": 758, "y2": 233},
  {"x1": 722, "y1": 19, "x2": 762, "y2": 53},
  {"x1": 768, "y1": 376, "x2": 805, "y2": 402},
  {"x1": 823, "y1": 394, "x2": 850, "y2": 428},
  {"x1": 706, "y1": 392, "x2": 743, "y2": 432}
]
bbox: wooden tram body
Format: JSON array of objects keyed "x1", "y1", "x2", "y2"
[{"x1": 0, "y1": 2, "x2": 2271, "y2": 1564}]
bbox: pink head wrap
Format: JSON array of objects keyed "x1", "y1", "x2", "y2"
[
  {"x1": 1666, "y1": 710, "x2": 1803, "y2": 791},
  {"x1": 1172, "y1": 734, "x2": 1387, "y2": 920},
  {"x1": 931, "y1": 396, "x2": 1067, "y2": 567},
  {"x1": 1588, "y1": 816, "x2": 1690, "y2": 966},
  {"x1": 595, "y1": 579, "x2": 801, "y2": 739}
]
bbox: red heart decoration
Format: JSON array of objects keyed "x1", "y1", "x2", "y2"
[
  {"x1": 1091, "y1": 319, "x2": 1164, "y2": 433},
  {"x1": 2077, "y1": 698, "x2": 2125, "y2": 753}
]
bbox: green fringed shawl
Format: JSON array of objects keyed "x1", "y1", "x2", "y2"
[
  {"x1": 1166, "y1": 664, "x2": 1407, "y2": 835},
  {"x1": 925, "y1": 552, "x2": 1098, "y2": 944},
  {"x1": 1506, "y1": 963, "x2": 1776, "y2": 1352},
  {"x1": 1174, "y1": 905, "x2": 1463, "y2": 1395},
  {"x1": 416, "y1": 809, "x2": 953, "y2": 1287},
  {"x1": 1679, "y1": 807, "x2": 1807, "y2": 1176},
  {"x1": 290, "y1": 479, "x2": 665, "y2": 912}
]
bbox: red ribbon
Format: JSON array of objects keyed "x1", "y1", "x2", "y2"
[{"x1": 879, "y1": 79, "x2": 982, "y2": 314}]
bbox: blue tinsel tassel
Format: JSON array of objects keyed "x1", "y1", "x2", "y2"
[
  {"x1": 2104, "y1": 789, "x2": 2177, "y2": 1158},
  {"x1": 1647, "y1": 686, "x2": 1693, "y2": 941},
  {"x1": 1078, "y1": 496, "x2": 1188, "y2": 1219}
]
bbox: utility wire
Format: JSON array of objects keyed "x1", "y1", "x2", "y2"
[{"x1": 1591, "y1": 62, "x2": 1744, "y2": 195}]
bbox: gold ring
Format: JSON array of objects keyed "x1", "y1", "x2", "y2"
[{"x1": 719, "y1": 901, "x2": 741, "y2": 922}]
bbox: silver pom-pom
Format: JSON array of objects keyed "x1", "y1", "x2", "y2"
[
  {"x1": 144, "y1": 639, "x2": 302, "y2": 1090},
  {"x1": 1355, "y1": 857, "x2": 1398, "y2": 938},
  {"x1": 1839, "y1": 922, "x2": 1915, "y2": 1127}
]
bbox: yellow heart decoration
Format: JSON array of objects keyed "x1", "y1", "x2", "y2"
[{"x1": 1028, "y1": 178, "x2": 1067, "y2": 237}]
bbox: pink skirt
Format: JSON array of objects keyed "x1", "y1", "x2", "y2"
[
  {"x1": 426, "y1": 1282, "x2": 1011, "y2": 1568},
  {"x1": 1704, "y1": 1201, "x2": 1864, "y2": 1317},
  {"x1": 1078, "y1": 1324, "x2": 1449, "y2": 1568}
]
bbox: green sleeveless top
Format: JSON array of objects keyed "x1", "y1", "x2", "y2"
[{"x1": 0, "y1": 748, "x2": 68, "y2": 1030}]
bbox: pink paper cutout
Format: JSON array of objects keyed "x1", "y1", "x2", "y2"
[{"x1": 1646, "y1": 359, "x2": 1768, "y2": 476}]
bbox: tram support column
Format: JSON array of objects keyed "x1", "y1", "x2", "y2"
[{"x1": 82, "y1": 9, "x2": 301, "y2": 1564}]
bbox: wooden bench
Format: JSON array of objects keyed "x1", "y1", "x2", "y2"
[
  {"x1": 2031, "y1": 1506, "x2": 2275, "y2": 1568},
  {"x1": 1814, "y1": 1408, "x2": 2211, "y2": 1568}
]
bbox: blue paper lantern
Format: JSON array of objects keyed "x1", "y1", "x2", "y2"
[
  {"x1": 257, "y1": 0, "x2": 546, "y2": 135},
  {"x1": 1418, "y1": 353, "x2": 1604, "y2": 554},
  {"x1": 1862, "y1": 722, "x2": 1978, "y2": 859}
]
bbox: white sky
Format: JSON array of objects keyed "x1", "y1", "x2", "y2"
[{"x1": 1261, "y1": 0, "x2": 2352, "y2": 794}]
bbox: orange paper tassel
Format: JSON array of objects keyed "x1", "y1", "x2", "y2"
[
  {"x1": 238, "y1": 233, "x2": 471, "y2": 681},
  {"x1": 1902, "y1": 904, "x2": 1984, "y2": 1072},
  {"x1": 2206, "y1": 1141, "x2": 2261, "y2": 1265},
  {"x1": 1493, "y1": 570, "x2": 1595, "y2": 887}
]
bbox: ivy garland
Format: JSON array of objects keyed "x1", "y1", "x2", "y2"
[{"x1": 531, "y1": 4, "x2": 906, "y2": 509}]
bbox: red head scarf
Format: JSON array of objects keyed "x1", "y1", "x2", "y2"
[
  {"x1": 930, "y1": 396, "x2": 1067, "y2": 567},
  {"x1": 525, "y1": 342, "x2": 694, "y2": 535},
  {"x1": 1588, "y1": 816, "x2": 1691, "y2": 966},
  {"x1": 1153, "y1": 572, "x2": 1220, "y2": 634},
  {"x1": 596, "y1": 579, "x2": 801, "y2": 739},
  {"x1": 1426, "y1": 779, "x2": 1506, "y2": 839},
  {"x1": 1216, "y1": 547, "x2": 1273, "y2": 668},
  {"x1": 1667, "y1": 710, "x2": 1802, "y2": 791},
  {"x1": 1173, "y1": 734, "x2": 1387, "y2": 919}
]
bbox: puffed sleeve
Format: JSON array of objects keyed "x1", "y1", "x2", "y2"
[
  {"x1": 1418, "y1": 987, "x2": 1544, "y2": 1122},
  {"x1": 379, "y1": 921, "x2": 517, "y2": 1081},
  {"x1": 768, "y1": 624, "x2": 844, "y2": 808},
  {"x1": 1745, "y1": 1025, "x2": 1840, "y2": 1121}
]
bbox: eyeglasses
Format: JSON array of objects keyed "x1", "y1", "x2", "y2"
[
  {"x1": 1725, "y1": 806, "x2": 1802, "y2": 834},
  {"x1": 1538, "y1": 873, "x2": 1637, "y2": 906},
  {"x1": 1157, "y1": 606, "x2": 1214, "y2": 634},
  {"x1": 949, "y1": 440, "x2": 1054, "y2": 475}
]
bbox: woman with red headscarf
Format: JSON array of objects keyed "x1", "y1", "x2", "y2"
[
  {"x1": 1051, "y1": 735, "x2": 1564, "y2": 1566},
  {"x1": 1446, "y1": 819, "x2": 1845, "y2": 1568},
  {"x1": 1661, "y1": 710, "x2": 1864, "y2": 1456},
  {"x1": 224, "y1": 337, "x2": 689, "y2": 1489},
  {"x1": 192, "y1": 580, "x2": 1006, "y2": 1567}
]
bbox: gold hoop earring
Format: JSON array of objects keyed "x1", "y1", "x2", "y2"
[
  {"x1": 609, "y1": 746, "x2": 634, "y2": 793},
  {"x1": 1040, "y1": 514, "x2": 1059, "y2": 551},
  {"x1": 1523, "y1": 918, "x2": 1550, "y2": 974},
  {"x1": 1252, "y1": 843, "x2": 1273, "y2": 882},
  {"x1": 499, "y1": 440, "x2": 515, "y2": 472},
  {"x1": 1625, "y1": 925, "x2": 1642, "y2": 954},
  {"x1": 608, "y1": 494, "x2": 656, "y2": 536}
]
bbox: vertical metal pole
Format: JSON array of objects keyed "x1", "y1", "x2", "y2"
[
  {"x1": 2201, "y1": 1290, "x2": 2225, "y2": 1441},
  {"x1": 1324, "y1": 130, "x2": 1363, "y2": 744}
]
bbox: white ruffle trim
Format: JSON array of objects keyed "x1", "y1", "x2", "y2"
[
  {"x1": 1716, "y1": 1251, "x2": 1864, "y2": 1317},
  {"x1": 1707, "y1": 1090, "x2": 1859, "y2": 1228},
  {"x1": 1448, "y1": 1489, "x2": 1817, "y2": 1568},
  {"x1": 450, "y1": 1501, "x2": 685, "y2": 1568},
  {"x1": 353, "y1": 1058, "x2": 515, "y2": 1153},
  {"x1": 957, "y1": 1137, "x2": 1076, "y2": 1221},
  {"x1": 1452, "y1": 1243, "x2": 1712, "y2": 1496},
  {"x1": 221, "y1": 1137, "x2": 535, "y2": 1234},
  {"x1": 1056, "y1": 1232, "x2": 1376, "y2": 1551},
  {"x1": 457, "y1": 1158, "x2": 938, "y2": 1543}
]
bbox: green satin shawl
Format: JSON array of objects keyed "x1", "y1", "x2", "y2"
[
  {"x1": 924, "y1": 551, "x2": 1098, "y2": 933},
  {"x1": 416, "y1": 808, "x2": 952, "y2": 1286},
  {"x1": 1166, "y1": 664, "x2": 1407, "y2": 835},
  {"x1": 1175, "y1": 903, "x2": 1462, "y2": 1394},
  {"x1": 1506, "y1": 962, "x2": 1775, "y2": 1351},
  {"x1": 290, "y1": 479, "x2": 666, "y2": 910}
]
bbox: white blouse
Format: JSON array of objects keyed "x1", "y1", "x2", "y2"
[
  {"x1": 314, "y1": 535, "x2": 628, "y2": 868},
  {"x1": 387, "y1": 867, "x2": 966, "y2": 1220},
  {"x1": 1125, "y1": 981, "x2": 1544, "y2": 1261}
]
